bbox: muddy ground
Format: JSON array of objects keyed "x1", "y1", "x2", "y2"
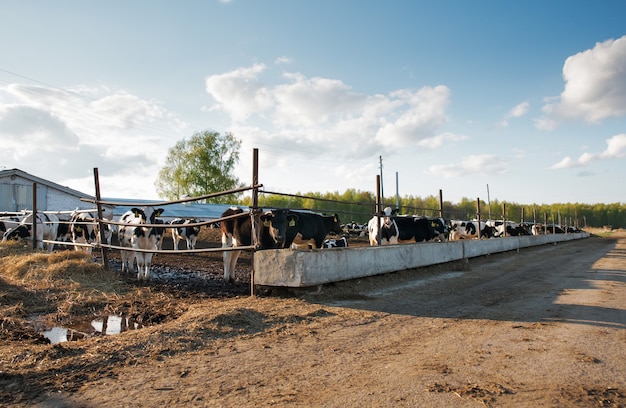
[{"x1": 1, "y1": 229, "x2": 625, "y2": 407}]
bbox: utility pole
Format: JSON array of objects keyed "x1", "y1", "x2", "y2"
[
  {"x1": 395, "y1": 172, "x2": 400, "y2": 210},
  {"x1": 379, "y1": 155, "x2": 384, "y2": 204},
  {"x1": 486, "y1": 184, "x2": 492, "y2": 220}
]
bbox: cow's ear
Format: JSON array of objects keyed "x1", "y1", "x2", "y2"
[
  {"x1": 155, "y1": 208, "x2": 164, "y2": 217},
  {"x1": 289, "y1": 219, "x2": 296, "y2": 227},
  {"x1": 131, "y1": 208, "x2": 142, "y2": 217},
  {"x1": 333, "y1": 214, "x2": 339, "y2": 222}
]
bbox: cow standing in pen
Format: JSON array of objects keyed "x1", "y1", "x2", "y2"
[
  {"x1": 367, "y1": 207, "x2": 399, "y2": 246},
  {"x1": 2, "y1": 212, "x2": 60, "y2": 251},
  {"x1": 171, "y1": 218, "x2": 201, "y2": 250},
  {"x1": 287, "y1": 212, "x2": 343, "y2": 249},
  {"x1": 117, "y1": 207, "x2": 164, "y2": 281},
  {"x1": 70, "y1": 212, "x2": 112, "y2": 255},
  {"x1": 220, "y1": 207, "x2": 297, "y2": 283}
]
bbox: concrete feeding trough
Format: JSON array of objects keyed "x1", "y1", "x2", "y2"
[{"x1": 253, "y1": 232, "x2": 590, "y2": 287}]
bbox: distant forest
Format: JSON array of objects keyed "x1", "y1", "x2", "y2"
[{"x1": 237, "y1": 189, "x2": 625, "y2": 229}]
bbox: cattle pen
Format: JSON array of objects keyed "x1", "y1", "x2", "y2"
[{"x1": 7, "y1": 149, "x2": 591, "y2": 295}]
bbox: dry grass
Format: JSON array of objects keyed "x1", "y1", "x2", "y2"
[{"x1": 0, "y1": 244, "x2": 127, "y2": 321}]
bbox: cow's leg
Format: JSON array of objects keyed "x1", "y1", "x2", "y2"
[
  {"x1": 223, "y1": 249, "x2": 241, "y2": 282},
  {"x1": 143, "y1": 253, "x2": 153, "y2": 281},
  {"x1": 135, "y1": 253, "x2": 146, "y2": 280},
  {"x1": 120, "y1": 250, "x2": 130, "y2": 273}
]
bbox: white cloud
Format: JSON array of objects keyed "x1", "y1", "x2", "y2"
[
  {"x1": 496, "y1": 101, "x2": 529, "y2": 128},
  {"x1": 205, "y1": 64, "x2": 455, "y2": 161},
  {"x1": 0, "y1": 83, "x2": 184, "y2": 199},
  {"x1": 509, "y1": 101, "x2": 530, "y2": 118},
  {"x1": 204, "y1": 63, "x2": 271, "y2": 122},
  {"x1": 416, "y1": 132, "x2": 467, "y2": 149},
  {"x1": 425, "y1": 154, "x2": 508, "y2": 178},
  {"x1": 274, "y1": 56, "x2": 293, "y2": 65},
  {"x1": 533, "y1": 116, "x2": 557, "y2": 131},
  {"x1": 550, "y1": 134, "x2": 626, "y2": 169},
  {"x1": 541, "y1": 35, "x2": 626, "y2": 125}
]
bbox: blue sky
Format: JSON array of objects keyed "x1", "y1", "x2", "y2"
[{"x1": 1, "y1": 1, "x2": 625, "y2": 205}]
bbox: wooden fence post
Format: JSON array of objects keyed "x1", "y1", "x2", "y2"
[
  {"x1": 376, "y1": 175, "x2": 382, "y2": 246},
  {"x1": 250, "y1": 148, "x2": 260, "y2": 296},
  {"x1": 32, "y1": 182, "x2": 37, "y2": 250},
  {"x1": 93, "y1": 168, "x2": 109, "y2": 270},
  {"x1": 476, "y1": 197, "x2": 482, "y2": 239},
  {"x1": 438, "y1": 189, "x2": 444, "y2": 219}
]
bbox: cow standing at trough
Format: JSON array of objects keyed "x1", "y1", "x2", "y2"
[
  {"x1": 171, "y1": 218, "x2": 201, "y2": 250},
  {"x1": 449, "y1": 220, "x2": 496, "y2": 240},
  {"x1": 117, "y1": 207, "x2": 164, "y2": 281},
  {"x1": 391, "y1": 215, "x2": 447, "y2": 243},
  {"x1": 2, "y1": 212, "x2": 60, "y2": 250},
  {"x1": 287, "y1": 212, "x2": 343, "y2": 249},
  {"x1": 220, "y1": 207, "x2": 297, "y2": 283},
  {"x1": 367, "y1": 207, "x2": 399, "y2": 246}
]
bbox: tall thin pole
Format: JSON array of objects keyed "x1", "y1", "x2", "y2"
[
  {"x1": 93, "y1": 168, "x2": 109, "y2": 269},
  {"x1": 376, "y1": 175, "x2": 382, "y2": 246},
  {"x1": 486, "y1": 184, "x2": 492, "y2": 220},
  {"x1": 32, "y1": 182, "x2": 37, "y2": 250},
  {"x1": 395, "y1": 172, "x2": 400, "y2": 211},
  {"x1": 476, "y1": 197, "x2": 482, "y2": 239},
  {"x1": 379, "y1": 156, "x2": 384, "y2": 205},
  {"x1": 438, "y1": 189, "x2": 444, "y2": 219},
  {"x1": 250, "y1": 148, "x2": 260, "y2": 296}
]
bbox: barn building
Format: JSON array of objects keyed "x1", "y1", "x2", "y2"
[
  {"x1": 0, "y1": 168, "x2": 234, "y2": 221},
  {"x1": 0, "y1": 168, "x2": 95, "y2": 213}
]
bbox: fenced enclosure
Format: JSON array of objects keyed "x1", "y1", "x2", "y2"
[{"x1": 1, "y1": 148, "x2": 591, "y2": 295}]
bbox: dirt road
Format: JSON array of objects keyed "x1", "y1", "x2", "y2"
[{"x1": 4, "y1": 234, "x2": 626, "y2": 407}]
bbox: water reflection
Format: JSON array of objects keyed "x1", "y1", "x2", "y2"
[{"x1": 40, "y1": 314, "x2": 144, "y2": 344}]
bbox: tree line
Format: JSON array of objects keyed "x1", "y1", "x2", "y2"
[
  {"x1": 237, "y1": 190, "x2": 625, "y2": 229},
  {"x1": 156, "y1": 130, "x2": 624, "y2": 229}
]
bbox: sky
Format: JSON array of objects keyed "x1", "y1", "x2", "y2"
[{"x1": 1, "y1": 1, "x2": 625, "y2": 206}]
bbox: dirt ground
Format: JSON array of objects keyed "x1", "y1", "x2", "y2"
[{"x1": 1, "y1": 229, "x2": 625, "y2": 407}]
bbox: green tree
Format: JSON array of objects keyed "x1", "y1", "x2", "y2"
[{"x1": 155, "y1": 130, "x2": 243, "y2": 203}]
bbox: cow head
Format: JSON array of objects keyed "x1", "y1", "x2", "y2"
[
  {"x1": 329, "y1": 213, "x2": 343, "y2": 235},
  {"x1": 3, "y1": 225, "x2": 32, "y2": 241},
  {"x1": 261, "y1": 209, "x2": 298, "y2": 247}
]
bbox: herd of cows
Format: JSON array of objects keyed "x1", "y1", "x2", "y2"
[{"x1": 1, "y1": 205, "x2": 583, "y2": 282}]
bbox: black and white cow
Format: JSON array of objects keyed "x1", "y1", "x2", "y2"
[
  {"x1": 153, "y1": 218, "x2": 167, "y2": 250},
  {"x1": 427, "y1": 217, "x2": 449, "y2": 242},
  {"x1": 0, "y1": 216, "x2": 23, "y2": 235},
  {"x1": 220, "y1": 207, "x2": 298, "y2": 282},
  {"x1": 367, "y1": 207, "x2": 399, "y2": 246},
  {"x1": 70, "y1": 212, "x2": 113, "y2": 254},
  {"x1": 322, "y1": 236, "x2": 349, "y2": 248},
  {"x1": 391, "y1": 215, "x2": 442, "y2": 243},
  {"x1": 287, "y1": 212, "x2": 343, "y2": 249},
  {"x1": 170, "y1": 218, "x2": 201, "y2": 250},
  {"x1": 486, "y1": 220, "x2": 531, "y2": 237},
  {"x1": 449, "y1": 220, "x2": 496, "y2": 240},
  {"x1": 2, "y1": 212, "x2": 60, "y2": 250},
  {"x1": 117, "y1": 207, "x2": 165, "y2": 281}
]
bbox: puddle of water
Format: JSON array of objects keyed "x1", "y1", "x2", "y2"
[{"x1": 36, "y1": 315, "x2": 145, "y2": 344}]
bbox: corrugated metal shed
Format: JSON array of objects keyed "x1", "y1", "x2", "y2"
[
  {"x1": 0, "y1": 168, "x2": 239, "y2": 220},
  {"x1": 106, "y1": 199, "x2": 236, "y2": 221}
]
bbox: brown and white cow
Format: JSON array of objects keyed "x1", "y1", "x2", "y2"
[{"x1": 220, "y1": 207, "x2": 297, "y2": 282}]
